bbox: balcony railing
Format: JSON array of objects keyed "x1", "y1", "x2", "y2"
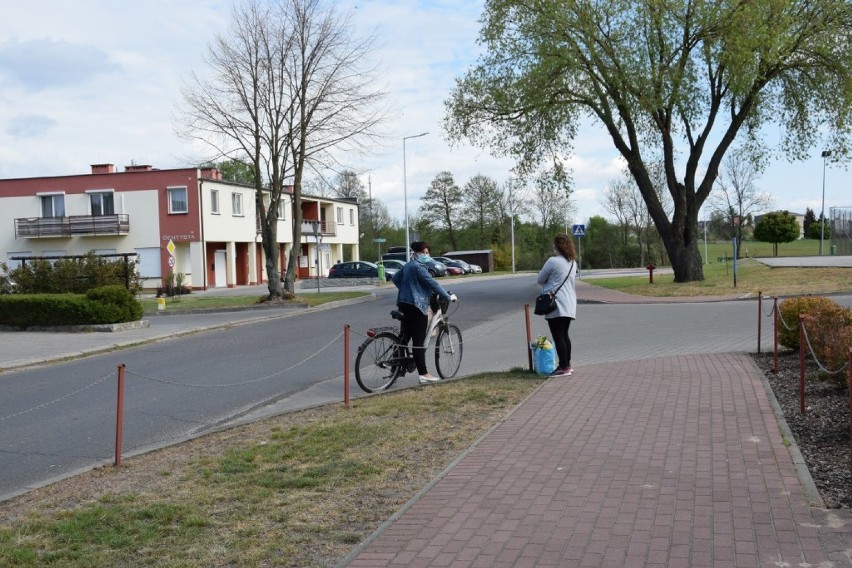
[
  {"x1": 301, "y1": 219, "x2": 336, "y2": 237},
  {"x1": 15, "y1": 214, "x2": 130, "y2": 238}
]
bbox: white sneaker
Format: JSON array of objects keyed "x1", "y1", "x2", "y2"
[{"x1": 419, "y1": 374, "x2": 439, "y2": 384}]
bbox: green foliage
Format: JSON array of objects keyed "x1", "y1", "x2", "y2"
[
  {"x1": 778, "y1": 297, "x2": 852, "y2": 374},
  {"x1": 753, "y1": 212, "x2": 800, "y2": 256},
  {"x1": 206, "y1": 159, "x2": 257, "y2": 185},
  {"x1": 0, "y1": 286, "x2": 143, "y2": 327},
  {"x1": 157, "y1": 272, "x2": 192, "y2": 298},
  {"x1": 86, "y1": 285, "x2": 143, "y2": 322},
  {"x1": 8, "y1": 252, "x2": 141, "y2": 294},
  {"x1": 806, "y1": 220, "x2": 831, "y2": 240}
]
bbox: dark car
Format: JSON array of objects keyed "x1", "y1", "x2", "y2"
[
  {"x1": 435, "y1": 257, "x2": 472, "y2": 274},
  {"x1": 327, "y1": 261, "x2": 379, "y2": 278}
]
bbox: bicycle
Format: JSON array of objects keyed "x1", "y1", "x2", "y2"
[{"x1": 355, "y1": 294, "x2": 463, "y2": 393}]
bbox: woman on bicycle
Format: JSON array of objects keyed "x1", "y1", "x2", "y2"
[{"x1": 392, "y1": 241, "x2": 457, "y2": 384}]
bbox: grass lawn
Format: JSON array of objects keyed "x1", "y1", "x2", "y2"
[
  {"x1": 589, "y1": 258, "x2": 852, "y2": 297},
  {"x1": 140, "y1": 291, "x2": 369, "y2": 313},
  {"x1": 0, "y1": 373, "x2": 544, "y2": 568},
  {"x1": 701, "y1": 238, "x2": 820, "y2": 262}
]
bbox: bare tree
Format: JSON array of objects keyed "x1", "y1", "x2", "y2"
[
  {"x1": 180, "y1": 0, "x2": 388, "y2": 297},
  {"x1": 710, "y1": 151, "x2": 774, "y2": 257},
  {"x1": 333, "y1": 170, "x2": 367, "y2": 201},
  {"x1": 527, "y1": 170, "x2": 574, "y2": 255}
]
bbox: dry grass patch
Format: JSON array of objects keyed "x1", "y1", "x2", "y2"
[{"x1": 0, "y1": 373, "x2": 543, "y2": 567}]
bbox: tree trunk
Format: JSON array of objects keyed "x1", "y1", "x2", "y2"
[
  {"x1": 262, "y1": 223, "x2": 282, "y2": 299},
  {"x1": 664, "y1": 222, "x2": 705, "y2": 283}
]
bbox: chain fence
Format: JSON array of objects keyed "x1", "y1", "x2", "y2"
[{"x1": 760, "y1": 293, "x2": 850, "y2": 375}]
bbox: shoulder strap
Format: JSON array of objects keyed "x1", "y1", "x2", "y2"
[{"x1": 550, "y1": 261, "x2": 574, "y2": 295}]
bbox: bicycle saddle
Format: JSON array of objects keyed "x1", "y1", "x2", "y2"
[{"x1": 390, "y1": 310, "x2": 405, "y2": 321}]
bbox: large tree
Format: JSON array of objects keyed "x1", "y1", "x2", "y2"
[
  {"x1": 181, "y1": 0, "x2": 387, "y2": 298},
  {"x1": 445, "y1": 0, "x2": 852, "y2": 282}
]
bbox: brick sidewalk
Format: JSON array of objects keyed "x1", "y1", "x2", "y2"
[{"x1": 341, "y1": 353, "x2": 852, "y2": 567}]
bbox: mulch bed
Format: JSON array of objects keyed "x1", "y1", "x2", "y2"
[{"x1": 751, "y1": 351, "x2": 851, "y2": 508}]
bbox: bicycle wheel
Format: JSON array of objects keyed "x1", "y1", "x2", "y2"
[
  {"x1": 355, "y1": 332, "x2": 405, "y2": 393},
  {"x1": 434, "y1": 324, "x2": 463, "y2": 380}
]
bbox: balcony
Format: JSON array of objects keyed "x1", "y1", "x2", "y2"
[
  {"x1": 300, "y1": 219, "x2": 336, "y2": 237},
  {"x1": 15, "y1": 214, "x2": 131, "y2": 238}
]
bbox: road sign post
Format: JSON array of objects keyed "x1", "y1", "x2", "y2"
[{"x1": 572, "y1": 224, "x2": 585, "y2": 276}]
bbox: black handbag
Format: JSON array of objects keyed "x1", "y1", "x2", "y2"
[{"x1": 534, "y1": 261, "x2": 574, "y2": 315}]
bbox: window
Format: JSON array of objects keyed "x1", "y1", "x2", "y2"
[
  {"x1": 210, "y1": 189, "x2": 220, "y2": 214},
  {"x1": 349, "y1": 208, "x2": 355, "y2": 226},
  {"x1": 39, "y1": 194, "x2": 65, "y2": 218},
  {"x1": 232, "y1": 192, "x2": 243, "y2": 216},
  {"x1": 277, "y1": 200, "x2": 286, "y2": 220},
  {"x1": 336, "y1": 206, "x2": 344, "y2": 224},
  {"x1": 89, "y1": 192, "x2": 114, "y2": 216},
  {"x1": 168, "y1": 187, "x2": 188, "y2": 214}
]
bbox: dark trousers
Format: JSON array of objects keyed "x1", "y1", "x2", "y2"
[
  {"x1": 547, "y1": 316, "x2": 573, "y2": 369},
  {"x1": 399, "y1": 302, "x2": 429, "y2": 375}
]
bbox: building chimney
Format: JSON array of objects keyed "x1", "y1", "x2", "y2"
[
  {"x1": 200, "y1": 167, "x2": 223, "y2": 181},
  {"x1": 91, "y1": 164, "x2": 115, "y2": 174},
  {"x1": 124, "y1": 164, "x2": 153, "y2": 172}
]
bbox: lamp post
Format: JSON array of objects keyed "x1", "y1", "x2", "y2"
[
  {"x1": 403, "y1": 132, "x2": 428, "y2": 256},
  {"x1": 820, "y1": 150, "x2": 832, "y2": 255}
]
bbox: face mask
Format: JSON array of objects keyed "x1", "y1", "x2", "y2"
[{"x1": 416, "y1": 254, "x2": 432, "y2": 264}]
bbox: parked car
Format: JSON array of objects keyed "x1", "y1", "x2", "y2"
[
  {"x1": 435, "y1": 257, "x2": 473, "y2": 274},
  {"x1": 444, "y1": 265, "x2": 464, "y2": 276},
  {"x1": 469, "y1": 263, "x2": 483, "y2": 273},
  {"x1": 381, "y1": 252, "x2": 447, "y2": 277},
  {"x1": 376, "y1": 259, "x2": 405, "y2": 281},
  {"x1": 327, "y1": 261, "x2": 379, "y2": 279}
]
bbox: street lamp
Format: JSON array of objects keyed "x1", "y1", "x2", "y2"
[
  {"x1": 403, "y1": 132, "x2": 428, "y2": 256},
  {"x1": 820, "y1": 150, "x2": 832, "y2": 255}
]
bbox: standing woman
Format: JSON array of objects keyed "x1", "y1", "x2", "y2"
[
  {"x1": 536, "y1": 233, "x2": 577, "y2": 377},
  {"x1": 392, "y1": 241, "x2": 457, "y2": 384}
]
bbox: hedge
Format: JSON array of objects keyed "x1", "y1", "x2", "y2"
[{"x1": 0, "y1": 286, "x2": 143, "y2": 327}]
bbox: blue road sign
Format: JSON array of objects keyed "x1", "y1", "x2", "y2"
[{"x1": 572, "y1": 224, "x2": 586, "y2": 237}]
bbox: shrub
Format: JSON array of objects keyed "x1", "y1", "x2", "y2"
[
  {"x1": 778, "y1": 296, "x2": 852, "y2": 378},
  {"x1": 157, "y1": 272, "x2": 191, "y2": 298},
  {"x1": 86, "y1": 285, "x2": 143, "y2": 322},
  {"x1": 8, "y1": 252, "x2": 142, "y2": 294},
  {"x1": 0, "y1": 286, "x2": 142, "y2": 328}
]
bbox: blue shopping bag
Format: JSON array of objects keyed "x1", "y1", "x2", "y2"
[{"x1": 531, "y1": 344, "x2": 556, "y2": 375}]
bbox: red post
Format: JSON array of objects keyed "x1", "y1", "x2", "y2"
[
  {"x1": 773, "y1": 297, "x2": 779, "y2": 373},
  {"x1": 525, "y1": 304, "x2": 533, "y2": 371},
  {"x1": 343, "y1": 325, "x2": 350, "y2": 408},
  {"x1": 115, "y1": 364, "x2": 126, "y2": 467},
  {"x1": 799, "y1": 315, "x2": 806, "y2": 415},
  {"x1": 757, "y1": 291, "x2": 762, "y2": 354},
  {"x1": 646, "y1": 263, "x2": 656, "y2": 284}
]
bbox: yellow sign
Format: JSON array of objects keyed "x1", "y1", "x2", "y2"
[{"x1": 166, "y1": 239, "x2": 176, "y2": 257}]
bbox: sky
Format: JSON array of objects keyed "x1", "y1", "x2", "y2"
[{"x1": 1, "y1": 0, "x2": 849, "y2": 230}]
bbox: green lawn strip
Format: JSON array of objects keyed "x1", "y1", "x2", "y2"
[
  {"x1": 0, "y1": 373, "x2": 544, "y2": 567},
  {"x1": 588, "y1": 259, "x2": 852, "y2": 298},
  {"x1": 140, "y1": 291, "x2": 368, "y2": 312},
  {"x1": 701, "y1": 239, "x2": 820, "y2": 261}
]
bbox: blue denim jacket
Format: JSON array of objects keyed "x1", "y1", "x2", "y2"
[{"x1": 392, "y1": 259, "x2": 451, "y2": 315}]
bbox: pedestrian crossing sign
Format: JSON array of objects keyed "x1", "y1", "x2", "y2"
[{"x1": 572, "y1": 224, "x2": 585, "y2": 237}]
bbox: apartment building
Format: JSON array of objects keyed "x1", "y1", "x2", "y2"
[{"x1": 0, "y1": 163, "x2": 361, "y2": 289}]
